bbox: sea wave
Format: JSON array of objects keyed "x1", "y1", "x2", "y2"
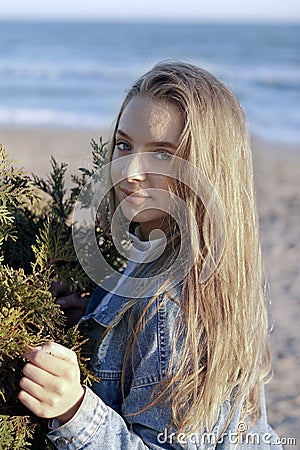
[
  {"x1": 0, "y1": 107, "x2": 111, "y2": 128},
  {"x1": 0, "y1": 63, "x2": 144, "y2": 81},
  {"x1": 0, "y1": 22, "x2": 299, "y2": 144}
]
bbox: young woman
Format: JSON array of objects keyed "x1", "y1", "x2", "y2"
[{"x1": 19, "y1": 61, "x2": 282, "y2": 449}]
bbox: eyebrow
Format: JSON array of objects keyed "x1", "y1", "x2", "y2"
[{"x1": 116, "y1": 129, "x2": 177, "y2": 150}]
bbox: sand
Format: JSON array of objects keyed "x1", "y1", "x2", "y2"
[
  {"x1": 0, "y1": 126, "x2": 110, "y2": 181},
  {"x1": 1, "y1": 126, "x2": 299, "y2": 446},
  {"x1": 252, "y1": 138, "x2": 300, "y2": 446}
]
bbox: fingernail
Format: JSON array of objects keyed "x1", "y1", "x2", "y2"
[
  {"x1": 28, "y1": 346, "x2": 43, "y2": 351},
  {"x1": 22, "y1": 346, "x2": 43, "y2": 356}
]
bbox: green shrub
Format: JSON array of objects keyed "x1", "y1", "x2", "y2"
[{"x1": 0, "y1": 139, "x2": 114, "y2": 449}]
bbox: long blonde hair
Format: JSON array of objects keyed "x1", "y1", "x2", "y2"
[{"x1": 103, "y1": 61, "x2": 271, "y2": 434}]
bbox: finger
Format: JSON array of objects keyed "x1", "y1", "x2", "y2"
[
  {"x1": 23, "y1": 343, "x2": 78, "y2": 375},
  {"x1": 19, "y1": 373, "x2": 45, "y2": 398},
  {"x1": 18, "y1": 389, "x2": 46, "y2": 418},
  {"x1": 41, "y1": 342, "x2": 77, "y2": 363},
  {"x1": 50, "y1": 281, "x2": 72, "y2": 297},
  {"x1": 56, "y1": 293, "x2": 87, "y2": 310},
  {"x1": 23, "y1": 352, "x2": 70, "y2": 377},
  {"x1": 22, "y1": 361, "x2": 55, "y2": 387},
  {"x1": 22, "y1": 362, "x2": 73, "y2": 400}
]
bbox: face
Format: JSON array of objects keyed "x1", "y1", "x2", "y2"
[{"x1": 111, "y1": 96, "x2": 183, "y2": 240}]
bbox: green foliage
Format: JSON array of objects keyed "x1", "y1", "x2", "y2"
[
  {"x1": 0, "y1": 139, "x2": 112, "y2": 449},
  {"x1": 0, "y1": 416, "x2": 36, "y2": 450},
  {"x1": 0, "y1": 145, "x2": 37, "y2": 265}
]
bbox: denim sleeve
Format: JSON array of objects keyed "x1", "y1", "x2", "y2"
[{"x1": 47, "y1": 386, "x2": 183, "y2": 449}]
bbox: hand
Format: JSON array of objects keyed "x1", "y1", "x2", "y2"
[
  {"x1": 51, "y1": 281, "x2": 89, "y2": 329},
  {"x1": 18, "y1": 342, "x2": 85, "y2": 424}
]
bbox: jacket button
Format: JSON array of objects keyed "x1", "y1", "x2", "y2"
[{"x1": 54, "y1": 436, "x2": 70, "y2": 448}]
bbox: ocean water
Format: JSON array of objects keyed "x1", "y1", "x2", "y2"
[{"x1": 0, "y1": 21, "x2": 299, "y2": 144}]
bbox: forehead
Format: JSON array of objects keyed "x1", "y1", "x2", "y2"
[{"x1": 118, "y1": 96, "x2": 183, "y2": 143}]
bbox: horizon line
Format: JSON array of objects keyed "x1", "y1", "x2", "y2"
[{"x1": 0, "y1": 17, "x2": 299, "y2": 25}]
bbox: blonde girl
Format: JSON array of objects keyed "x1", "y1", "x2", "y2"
[{"x1": 19, "y1": 61, "x2": 282, "y2": 449}]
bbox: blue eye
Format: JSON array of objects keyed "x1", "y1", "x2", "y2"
[
  {"x1": 154, "y1": 151, "x2": 173, "y2": 161},
  {"x1": 115, "y1": 141, "x2": 131, "y2": 152}
]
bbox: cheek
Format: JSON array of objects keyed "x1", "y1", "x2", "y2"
[
  {"x1": 150, "y1": 174, "x2": 170, "y2": 191},
  {"x1": 148, "y1": 177, "x2": 173, "y2": 213}
]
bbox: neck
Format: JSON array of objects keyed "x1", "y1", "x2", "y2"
[{"x1": 137, "y1": 217, "x2": 173, "y2": 241}]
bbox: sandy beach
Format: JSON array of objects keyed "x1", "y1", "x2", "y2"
[
  {"x1": 252, "y1": 138, "x2": 300, "y2": 446},
  {"x1": 1, "y1": 126, "x2": 299, "y2": 446}
]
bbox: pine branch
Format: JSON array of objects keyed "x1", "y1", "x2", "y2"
[{"x1": 0, "y1": 140, "x2": 115, "y2": 448}]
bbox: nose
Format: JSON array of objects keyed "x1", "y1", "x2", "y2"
[{"x1": 121, "y1": 153, "x2": 146, "y2": 182}]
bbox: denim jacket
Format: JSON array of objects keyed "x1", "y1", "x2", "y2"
[{"x1": 47, "y1": 282, "x2": 283, "y2": 450}]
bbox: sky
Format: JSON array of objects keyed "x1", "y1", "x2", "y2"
[{"x1": 0, "y1": 0, "x2": 300, "y2": 22}]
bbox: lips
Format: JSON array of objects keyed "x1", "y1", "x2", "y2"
[{"x1": 119, "y1": 187, "x2": 151, "y2": 205}]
